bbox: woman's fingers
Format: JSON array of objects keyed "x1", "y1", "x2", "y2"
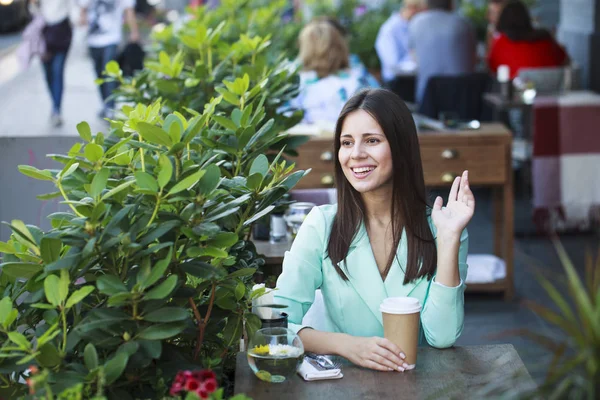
[
  {"x1": 363, "y1": 359, "x2": 394, "y2": 372},
  {"x1": 448, "y1": 175, "x2": 461, "y2": 203},
  {"x1": 370, "y1": 353, "x2": 405, "y2": 372},
  {"x1": 457, "y1": 170, "x2": 468, "y2": 201},
  {"x1": 376, "y1": 338, "x2": 406, "y2": 367},
  {"x1": 433, "y1": 196, "x2": 443, "y2": 211}
]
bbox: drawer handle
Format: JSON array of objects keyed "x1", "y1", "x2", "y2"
[
  {"x1": 321, "y1": 174, "x2": 334, "y2": 186},
  {"x1": 441, "y1": 149, "x2": 458, "y2": 159},
  {"x1": 320, "y1": 151, "x2": 334, "y2": 162},
  {"x1": 441, "y1": 172, "x2": 458, "y2": 183}
]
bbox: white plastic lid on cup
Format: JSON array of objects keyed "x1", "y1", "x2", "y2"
[{"x1": 379, "y1": 297, "x2": 422, "y2": 314}]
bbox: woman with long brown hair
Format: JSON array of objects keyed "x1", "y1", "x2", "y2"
[{"x1": 274, "y1": 88, "x2": 475, "y2": 372}]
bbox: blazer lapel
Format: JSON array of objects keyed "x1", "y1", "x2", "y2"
[
  {"x1": 384, "y1": 231, "x2": 425, "y2": 297},
  {"x1": 344, "y1": 223, "x2": 387, "y2": 326}
]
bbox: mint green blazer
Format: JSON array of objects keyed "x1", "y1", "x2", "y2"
[{"x1": 273, "y1": 204, "x2": 469, "y2": 348}]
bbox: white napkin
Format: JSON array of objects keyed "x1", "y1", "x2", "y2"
[{"x1": 297, "y1": 359, "x2": 343, "y2": 381}]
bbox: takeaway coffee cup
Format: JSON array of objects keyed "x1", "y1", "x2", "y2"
[{"x1": 380, "y1": 297, "x2": 422, "y2": 369}]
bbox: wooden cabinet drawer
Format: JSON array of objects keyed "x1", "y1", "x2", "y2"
[
  {"x1": 420, "y1": 143, "x2": 507, "y2": 186},
  {"x1": 290, "y1": 137, "x2": 509, "y2": 189},
  {"x1": 291, "y1": 140, "x2": 336, "y2": 189}
]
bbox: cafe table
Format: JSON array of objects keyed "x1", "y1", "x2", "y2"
[{"x1": 234, "y1": 344, "x2": 536, "y2": 399}]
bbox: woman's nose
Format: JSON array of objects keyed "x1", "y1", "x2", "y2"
[{"x1": 351, "y1": 143, "x2": 366, "y2": 159}]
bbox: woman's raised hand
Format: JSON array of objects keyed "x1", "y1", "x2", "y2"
[{"x1": 431, "y1": 170, "x2": 475, "y2": 239}]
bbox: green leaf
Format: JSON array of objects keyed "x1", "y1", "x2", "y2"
[
  {"x1": 77, "y1": 121, "x2": 92, "y2": 142},
  {"x1": 197, "y1": 164, "x2": 221, "y2": 195},
  {"x1": 207, "y1": 232, "x2": 239, "y2": 248},
  {"x1": 215, "y1": 87, "x2": 240, "y2": 106},
  {"x1": 228, "y1": 268, "x2": 257, "y2": 279},
  {"x1": 37, "y1": 343, "x2": 61, "y2": 368},
  {"x1": 59, "y1": 162, "x2": 80, "y2": 180},
  {"x1": 108, "y1": 292, "x2": 133, "y2": 306},
  {"x1": 246, "y1": 173, "x2": 262, "y2": 191},
  {"x1": 135, "y1": 171, "x2": 159, "y2": 193},
  {"x1": 97, "y1": 275, "x2": 128, "y2": 296},
  {"x1": 0, "y1": 297, "x2": 13, "y2": 326},
  {"x1": 144, "y1": 275, "x2": 178, "y2": 300},
  {"x1": 37, "y1": 322, "x2": 60, "y2": 347},
  {"x1": 180, "y1": 261, "x2": 227, "y2": 280},
  {"x1": 222, "y1": 314, "x2": 242, "y2": 347},
  {"x1": 244, "y1": 205, "x2": 275, "y2": 226},
  {"x1": 235, "y1": 282, "x2": 245, "y2": 300},
  {"x1": 141, "y1": 248, "x2": 172, "y2": 289},
  {"x1": 65, "y1": 286, "x2": 94, "y2": 309},
  {"x1": 40, "y1": 238, "x2": 61, "y2": 265},
  {"x1": 84, "y1": 143, "x2": 104, "y2": 163},
  {"x1": 18, "y1": 165, "x2": 54, "y2": 182},
  {"x1": 165, "y1": 114, "x2": 183, "y2": 144},
  {"x1": 44, "y1": 275, "x2": 62, "y2": 306},
  {"x1": 8, "y1": 332, "x2": 31, "y2": 350},
  {"x1": 246, "y1": 118, "x2": 274, "y2": 149},
  {"x1": 137, "y1": 122, "x2": 173, "y2": 147},
  {"x1": 104, "y1": 351, "x2": 129, "y2": 385},
  {"x1": 58, "y1": 269, "x2": 69, "y2": 304},
  {"x1": 101, "y1": 179, "x2": 135, "y2": 201},
  {"x1": 186, "y1": 247, "x2": 228, "y2": 258},
  {"x1": 30, "y1": 303, "x2": 55, "y2": 309},
  {"x1": 37, "y1": 191, "x2": 63, "y2": 201},
  {"x1": 10, "y1": 220, "x2": 36, "y2": 246},
  {"x1": 167, "y1": 169, "x2": 206, "y2": 196},
  {"x1": 280, "y1": 170, "x2": 306, "y2": 191},
  {"x1": 0, "y1": 262, "x2": 43, "y2": 279},
  {"x1": 213, "y1": 115, "x2": 238, "y2": 131},
  {"x1": 90, "y1": 168, "x2": 109, "y2": 199},
  {"x1": 143, "y1": 307, "x2": 189, "y2": 323},
  {"x1": 138, "y1": 220, "x2": 181, "y2": 247},
  {"x1": 137, "y1": 322, "x2": 186, "y2": 340},
  {"x1": 249, "y1": 154, "x2": 269, "y2": 177},
  {"x1": 0, "y1": 241, "x2": 15, "y2": 254},
  {"x1": 157, "y1": 155, "x2": 173, "y2": 189},
  {"x1": 105, "y1": 60, "x2": 121, "y2": 76},
  {"x1": 84, "y1": 343, "x2": 99, "y2": 370}
]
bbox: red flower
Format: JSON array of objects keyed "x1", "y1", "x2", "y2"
[
  {"x1": 197, "y1": 389, "x2": 209, "y2": 399},
  {"x1": 28, "y1": 365, "x2": 39, "y2": 375},
  {"x1": 184, "y1": 378, "x2": 201, "y2": 392},
  {"x1": 197, "y1": 369, "x2": 216, "y2": 381},
  {"x1": 203, "y1": 378, "x2": 217, "y2": 393},
  {"x1": 169, "y1": 383, "x2": 183, "y2": 397}
]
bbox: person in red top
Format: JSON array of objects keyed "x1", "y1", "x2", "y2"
[{"x1": 487, "y1": 0, "x2": 569, "y2": 79}]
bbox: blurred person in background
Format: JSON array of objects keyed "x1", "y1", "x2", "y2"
[
  {"x1": 79, "y1": 0, "x2": 139, "y2": 119},
  {"x1": 487, "y1": 0, "x2": 568, "y2": 79},
  {"x1": 374, "y1": 0, "x2": 424, "y2": 84},
  {"x1": 486, "y1": 0, "x2": 506, "y2": 48},
  {"x1": 32, "y1": 0, "x2": 74, "y2": 127},
  {"x1": 317, "y1": 16, "x2": 380, "y2": 88},
  {"x1": 408, "y1": 0, "x2": 476, "y2": 104},
  {"x1": 288, "y1": 19, "x2": 378, "y2": 124}
]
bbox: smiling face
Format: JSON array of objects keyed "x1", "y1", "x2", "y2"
[{"x1": 338, "y1": 109, "x2": 394, "y2": 194}]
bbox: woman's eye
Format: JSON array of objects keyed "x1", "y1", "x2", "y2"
[
  {"x1": 341, "y1": 140, "x2": 352, "y2": 146},
  {"x1": 367, "y1": 138, "x2": 380, "y2": 144}
]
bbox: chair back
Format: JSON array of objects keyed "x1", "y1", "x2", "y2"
[
  {"x1": 418, "y1": 73, "x2": 493, "y2": 121},
  {"x1": 518, "y1": 65, "x2": 581, "y2": 94}
]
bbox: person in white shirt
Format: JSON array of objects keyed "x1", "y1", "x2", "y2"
[
  {"x1": 79, "y1": 0, "x2": 139, "y2": 118},
  {"x1": 288, "y1": 19, "x2": 377, "y2": 124},
  {"x1": 32, "y1": 0, "x2": 74, "y2": 127},
  {"x1": 374, "y1": 0, "x2": 424, "y2": 84}
]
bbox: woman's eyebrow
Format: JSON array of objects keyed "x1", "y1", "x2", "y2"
[{"x1": 340, "y1": 132, "x2": 384, "y2": 138}]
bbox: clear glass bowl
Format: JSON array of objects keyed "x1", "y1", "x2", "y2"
[{"x1": 247, "y1": 327, "x2": 304, "y2": 383}]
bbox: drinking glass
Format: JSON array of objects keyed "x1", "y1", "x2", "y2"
[{"x1": 247, "y1": 327, "x2": 304, "y2": 383}]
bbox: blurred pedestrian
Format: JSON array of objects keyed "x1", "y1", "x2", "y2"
[
  {"x1": 30, "y1": 0, "x2": 74, "y2": 127},
  {"x1": 487, "y1": 0, "x2": 569, "y2": 79},
  {"x1": 375, "y1": 0, "x2": 424, "y2": 84},
  {"x1": 79, "y1": 0, "x2": 140, "y2": 119},
  {"x1": 408, "y1": 0, "x2": 476, "y2": 104}
]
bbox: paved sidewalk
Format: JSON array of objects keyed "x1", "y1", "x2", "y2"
[{"x1": 0, "y1": 27, "x2": 106, "y2": 138}]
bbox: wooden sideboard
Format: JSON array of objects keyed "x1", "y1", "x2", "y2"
[{"x1": 259, "y1": 123, "x2": 514, "y2": 299}]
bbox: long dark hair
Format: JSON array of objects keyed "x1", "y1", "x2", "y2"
[
  {"x1": 327, "y1": 89, "x2": 437, "y2": 284},
  {"x1": 496, "y1": 0, "x2": 551, "y2": 42}
]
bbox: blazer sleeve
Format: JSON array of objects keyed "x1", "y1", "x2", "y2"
[
  {"x1": 273, "y1": 207, "x2": 327, "y2": 335},
  {"x1": 421, "y1": 228, "x2": 469, "y2": 348}
]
